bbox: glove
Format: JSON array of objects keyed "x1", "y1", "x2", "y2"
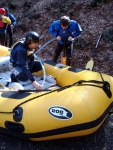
[
  {"x1": 56, "y1": 36, "x2": 61, "y2": 41},
  {"x1": 10, "y1": 24, "x2": 14, "y2": 28},
  {"x1": 68, "y1": 36, "x2": 73, "y2": 41},
  {"x1": 1, "y1": 16, "x2": 11, "y2": 24}
]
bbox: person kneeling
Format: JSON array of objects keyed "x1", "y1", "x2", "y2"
[{"x1": 10, "y1": 31, "x2": 42, "y2": 90}]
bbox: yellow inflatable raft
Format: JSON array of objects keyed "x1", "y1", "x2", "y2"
[{"x1": 0, "y1": 45, "x2": 113, "y2": 141}]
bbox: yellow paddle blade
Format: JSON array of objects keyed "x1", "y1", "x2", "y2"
[{"x1": 85, "y1": 58, "x2": 94, "y2": 70}]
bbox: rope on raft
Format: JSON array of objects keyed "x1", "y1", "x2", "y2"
[{"x1": 58, "y1": 72, "x2": 112, "y2": 98}]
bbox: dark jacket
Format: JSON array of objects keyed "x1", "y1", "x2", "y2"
[{"x1": 4, "y1": 8, "x2": 16, "y2": 30}]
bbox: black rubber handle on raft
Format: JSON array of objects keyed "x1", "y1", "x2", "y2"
[{"x1": 102, "y1": 81, "x2": 112, "y2": 98}]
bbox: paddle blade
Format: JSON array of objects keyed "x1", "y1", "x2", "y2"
[{"x1": 85, "y1": 58, "x2": 94, "y2": 70}]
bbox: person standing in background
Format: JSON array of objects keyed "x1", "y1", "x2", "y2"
[
  {"x1": 48, "y1": 16, "x2": 82, "y2": 66},
  {"x1": 0, "y1": 8, "x2": 11, "y2": 45},
  {"x1": 4, "y1": 7, "x2": 16, "y2": 47}
]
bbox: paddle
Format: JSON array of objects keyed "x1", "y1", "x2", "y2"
[{"x1": 85, "y1": 33, "x2": 102, "y2": 70}]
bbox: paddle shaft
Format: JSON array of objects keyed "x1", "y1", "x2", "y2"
[
  {"x1": 91, "y1": 34, "x2": 102, "y2": 58},
  {"x1": 85, "y1": 33, "x2": 102, "y2": 70}
]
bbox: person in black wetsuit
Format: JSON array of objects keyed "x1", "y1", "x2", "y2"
[{"x1": 10, "y1": 31, "x2": 42, "y2": 90}]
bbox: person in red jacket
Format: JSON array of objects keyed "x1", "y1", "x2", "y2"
[
  {"x1": 0, "y1": 8, "x2": 11, "y2": 45},
  {"x1": 4, "y1": 7, "x2": 17, "y2": 47}
]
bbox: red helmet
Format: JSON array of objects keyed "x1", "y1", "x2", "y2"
[{"x1": 0, "y1": 8, "x2": 6, "y2": 15}]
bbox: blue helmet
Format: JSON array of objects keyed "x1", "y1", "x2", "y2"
[{"x1": 25, "y1": 31, "x2": 39, "y2": 45}]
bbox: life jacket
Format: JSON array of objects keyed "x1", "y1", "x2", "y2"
[{"x1": 0, "y1": 20, "x2": 4, "y2": 28}]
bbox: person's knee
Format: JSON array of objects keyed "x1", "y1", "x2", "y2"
[
  {"x1": 17, "y1": 73, "x2": 28, "y2": 81},
  {"x1": 31, "y1": 61, "x2": 42, "y2": 72}
]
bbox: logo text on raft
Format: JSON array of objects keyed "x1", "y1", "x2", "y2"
[{"x1": 48, "y1": 106, "x2": 73, "y2": 120}]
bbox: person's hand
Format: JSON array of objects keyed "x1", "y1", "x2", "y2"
[
  {"x1": 56, "y1": 36, "x2": 61, "y2": 41},
  {"x1": 33, "y1": 80, "x2": 42, "y2": 90},
  {"x1": 68, "y1": 36, "x2": 73, "y2": 41},
  {"x1": 10, "y1": 24, "x2": 14, "y2": 28}
]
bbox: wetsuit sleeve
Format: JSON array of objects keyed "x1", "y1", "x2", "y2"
[
  {"x1": 9, "y1": 14, "x2": 17, "y2": 26},
  {"x1": 48, "y1": 21, "x2": 59, "y2": 37},
  {"x1": 71, "y1": 21, "x2": 82, "y2": 38}
]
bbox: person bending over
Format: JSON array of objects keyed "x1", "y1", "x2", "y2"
[
  {"x1": 10, "y1": 31, "x2": 42, "y2": 90},
  {"x1": 49, "y1": 16, "x2": 82, "y2": 66}
]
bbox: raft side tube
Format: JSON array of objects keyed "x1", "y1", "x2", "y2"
[{"x1": 0, "y1": 45, "x2": 10, "y2": 56}]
